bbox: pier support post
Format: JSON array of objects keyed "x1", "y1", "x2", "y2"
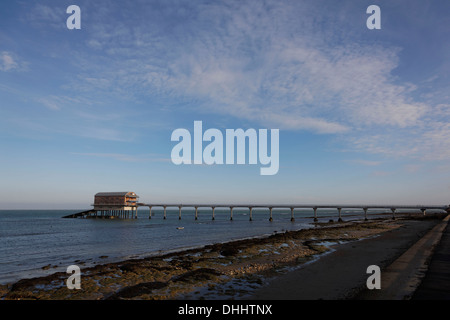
[
  {"x1": 249, "y1": 207, "x2": 253, "y2": 221},
  {"x1": 179, "y1": 206, "x2": 182, "y2": 220},
  {"x1": 391, "y1": 208, "x2": 396, "y2": 220},
  {"x1": 195, "y1": 206, "x2": 198, "y2": 220},
  {"x1": 212, "y1": 207, "x2": 215, "y2": 220},
  {"x1": 363, "y1": 208, "x2": 368, "y2": 221},
  {"x1": 134, "y1": 207, "x2": 138, "y2": 219},
  {"x1": 338, "y1": 208, "x2": 343, "y2": 222},
  {"x1": 290, "y1": 207, "x2": 295, "y2": 222},
  {"x1": 313, "y1": 207, "x2": 318, "y2": 222},
  {"x1": 230, "y1": 207, "x2": 233, "y2": 221},
  {"x1": 148, "y1": 206, "x2": 152, "y2": 219},
  {"x1": 269, "y1": 207, "x2": 273, "y2": 222},
  {"x1": 163, "y1": 206, "x2": 167, "y2": 220}
]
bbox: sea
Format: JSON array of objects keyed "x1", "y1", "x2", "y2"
[{"x1": 0, "y1": 207, "x2": 392, "y2": 285}]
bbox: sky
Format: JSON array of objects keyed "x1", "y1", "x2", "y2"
[{"x1": 1, "y1": 0, "x2": 450, "y2": 209}]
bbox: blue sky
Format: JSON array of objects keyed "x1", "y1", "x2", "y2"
[{"x1": 1, "y1": 0, "x2": 450, "y2": 209}]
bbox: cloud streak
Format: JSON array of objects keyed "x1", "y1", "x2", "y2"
[
  {"x1": 72, "y1": 152, "x2": 172, "y2": 163},
  {"x1": 0, "y1": 51, "x2": 22, "y2": 71}
]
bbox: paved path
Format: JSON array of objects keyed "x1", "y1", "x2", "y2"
[
  {"x1": 412, "y1": 215, "x2": 450, "y2": 300},
  {"x1": 357, "y1": 214, "x2": 449, "y2": 299},
  {"x1": 251, "y1": 216, "x2": 448, "y2": 300}
]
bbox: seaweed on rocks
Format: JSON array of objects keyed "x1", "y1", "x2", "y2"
[{"x1": 106, "y1": 281, "x2": 167, "y2": 299}]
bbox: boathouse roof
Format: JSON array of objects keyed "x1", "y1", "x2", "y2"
[{"x1": 95, "y1": 192, "x2": 138, "y2": 197}]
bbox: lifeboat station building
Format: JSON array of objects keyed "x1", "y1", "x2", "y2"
[{"x1": 92, "y1": 191, "x2": 139, "y2": 219}]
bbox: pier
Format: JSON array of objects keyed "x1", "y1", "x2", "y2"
[
  {"x1": 136, "y1": 203, "x2": 449, "y2": 222},
  {"x1": 63, "y1": 192, "x2": 449, "y2": 222}
]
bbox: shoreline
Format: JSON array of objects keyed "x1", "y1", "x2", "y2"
[{"x1": 0, "y1": 213, "x2": 446, "y2": 300}]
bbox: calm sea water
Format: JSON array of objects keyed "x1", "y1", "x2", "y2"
[{"x1": 0, "y1": 207, "x2": 386, "y2": 285}]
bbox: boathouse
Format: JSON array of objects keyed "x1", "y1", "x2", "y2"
[{"x1": 92, "y1": 192, "x2": 139, "y2": 218}]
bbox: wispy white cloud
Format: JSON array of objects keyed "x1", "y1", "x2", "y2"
[
  {"x1": 35, "y1": 95, "x2": 92, "y2": 111},
  {"x1": 72, "y1": 152, "x2": 171, "y2": 163},
  {"x1": 347, "y1": 159, "x2": 382, "y2": 166},
  {"x1": 371, "y1": 171, "x2": 392, "y2": 177},
  {"x1": 24, "y1": 3, "x2": 63, "y2": 29},
  {"x1": 36, "y1": 96, "x2": 62, "y2": 111},
  {"x1": 76, "y1": 127, "x2": 135, "y2": 142},
  {"x1": 0, "y1": 52, "x2": 17, "y2": 71},
  {"x1": 404, "y1": 164, "x2": 422, "y2": 173},
  {"x1": 0, "y1": 51, "x2": 25, "y2": 71}
]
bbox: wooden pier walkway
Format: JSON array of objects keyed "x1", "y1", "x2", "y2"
[{"x1": 62, "y1": 209, "x2": 96, "y2": 219}]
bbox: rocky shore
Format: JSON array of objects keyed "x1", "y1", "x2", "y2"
[{"x1": 1, "y1": 214, "x2": 444, "y2": 300}]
